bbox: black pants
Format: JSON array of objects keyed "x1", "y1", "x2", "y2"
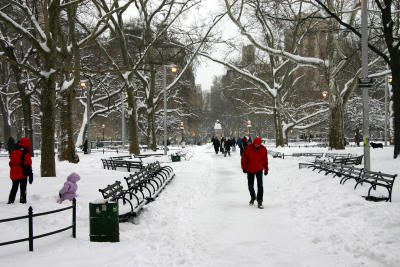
[
  {"x1": 8, "y1": 178, "x2": 27, "y2": 203},
  {"x1": 247, "y1": 170, "x2": 263, "y2": 202},
  {"x1": 214, "y1": 145, "x2": 219, "y2": 154}
]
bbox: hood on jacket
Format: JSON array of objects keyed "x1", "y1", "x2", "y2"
[
  {"x1": 67, "y1": 172, "x2": 80, "y2": 183},
  {"x1": 253, "y1": 137, "x2": 262, "y2": 145},
  {"x1": 18, "y1": 137, "x2": 32, "y2": 149}
]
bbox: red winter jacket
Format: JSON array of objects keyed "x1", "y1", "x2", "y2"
[
  {"x1": 241, "y1": 143, "x2": 269, "y2": 173},
  {"x1": 9, "y1": 137, "x2": 32, "y2": 180}
]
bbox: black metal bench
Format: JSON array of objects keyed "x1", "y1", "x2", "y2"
[
  {"x1": 101, "y1": 158, "x2": 114, "y2": 169},
  {"x1": 134, "y1": 153, "x2": 164, "y2": 159},
  {"x1": 333, "y1": 155, "x2": 363, "y2": 165},
  {"x1": 355, "y1": 170, "x2": 397, "y2": 202},
  {"x1": 98, "y1": 181, "x2": 134, "y2": 220},
  {"x1": 101, "y1": 158, "x2": 144, "y2": 172},
  {"x1": 112, "y1": 159, "x2": 143, "y2": 172}
]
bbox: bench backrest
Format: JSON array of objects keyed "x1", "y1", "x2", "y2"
[
  {"x1": 99, "y1": 181, "x2": 124, "y2": 201},
  {"x1": 362, "y1": 170, "x2": 397, "y2": 184}
]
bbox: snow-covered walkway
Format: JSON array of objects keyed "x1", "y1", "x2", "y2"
[{"x1": 1, "y1": 144, "x2": 399, "y2": 267}]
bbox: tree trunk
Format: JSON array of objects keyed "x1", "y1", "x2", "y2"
[
  {"x1": 328, "y1": 99, "x2": 345, "y2": 150},
  {"x1": 273, "y1": 108, "x2": 285, "y2": 147},
  {"x1": 0, "y1": 99, "x2": 11, "y2": 145},
  {"x1": 40, "y1": 76, "x2": 56, "y2": 177},
  {"x1": 128, "y1": 96, "x2": 140, "y2": 155},
  {"x1": 391, "y1": 67, "x2": 400, "y2": 158},
  {"x1": 58, "y1": 87, "x2": 79, "y2": 163}
]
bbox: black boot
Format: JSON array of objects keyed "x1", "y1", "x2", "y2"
[
  {"x1": 249, "y1": 198, "x2": 255, "y2": 205},
  {"x1": 257, "y1": 200, "x2": 264, "y2": 209},
  {"x1": 20, "y1": 195, "x2": 26, "y2": 204}
]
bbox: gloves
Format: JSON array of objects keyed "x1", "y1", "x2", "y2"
[
  {"x1": 59, "y1": 193, "x2": 62, "y2": 198},
  {"x1": 264, "y1": 171, "x2": 268, "y2": 176},
  {"x1": 28, "y1": 174, "x2": 33, "y2": 184},
  {"x1": 243, "y1": 170, "x2": 247, "y2": 174}
]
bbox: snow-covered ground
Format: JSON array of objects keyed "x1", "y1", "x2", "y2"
[{"x1": 0, "y1": 144, "x2": 399, "y2": 267}]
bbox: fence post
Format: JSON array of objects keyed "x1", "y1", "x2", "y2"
[
  {"x1": 28, "y1": 206, "x2": 33, "y2": 252},
  {"x1": 72, "y1": 198, "x2": 76, "y2": 238},
  {"x1": 103, "y1": 149, "x2": 104, "y2": 154},
  {"x1": 117, "y1": 148, "x2": 118, "y2": 154}
]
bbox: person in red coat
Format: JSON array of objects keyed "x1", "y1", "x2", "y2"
[
  {"x1": 8, "y1": 137, "x2": 33, "y2": 204},
  {"x1": 241, "y1": 137, "x2": 268, "y2": 209}
]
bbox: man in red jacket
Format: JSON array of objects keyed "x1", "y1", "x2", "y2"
[
  {"x1": 8, "y1": 137, "x2": 33, "y2": 204},
  {"x1": 241, "y1": 137, "x2": 268, "y2": 209}
]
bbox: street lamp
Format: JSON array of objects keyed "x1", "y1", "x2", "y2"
[
  {"x1": 360, "y1": 0, "x2": 371, "y2": 171},
  {"x1": 121, "y1": 93, "x2": 128, "y2": 149},
  {"x1": 322, "y1": 91, "x2": 328, "y2": 98},
  {"x1": 163, "y1": 65, "x2": 178, "y2": 155},
  {"x1": 247, "y1": 120, "x2": 252, "y2": 136},
  {"x1": 80, "y1": 80, "x2": 91, "y2": 154},
  {"x1": 102, "y1": 124, "x2": 105, "y2": 141},
  {"x1": 180, "y1": 121, "x2": 184, "y2": 146}
]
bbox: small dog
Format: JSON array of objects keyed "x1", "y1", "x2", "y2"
[{"x1": 370, "y1": 142, "x2": 383, "y2": 149}]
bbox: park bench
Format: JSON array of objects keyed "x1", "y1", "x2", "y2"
[
  {"x1": 101, "y1": 158, "x2": 144, "y2": 172},
  {"x1": 354, "y1": 170, "x2": 397, "y2": 202},
  {"x1": 291, "y1": 152, "x2": 324, "y2": 158},
  {"x1": 98, "y1": 181, "x2": 134, "y2": 220},
  {"x1": 333, "y1": 155, "x2": 363, "y2": 165},
  {"x1": 101, "y1": 158, "x2": 114, "y2": 170},
  {"x1": 134, "y1": 153, "x2": 164, "y2": 159},
  {"x1": 269, "y1": 150, "x2": 283, "y2": 159},
  {"x1": 300, "y1": 159, "x2": 397, "y2": 202}
]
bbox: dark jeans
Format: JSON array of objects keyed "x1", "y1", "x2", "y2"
[
  {"x1": 214, "y1": 145, "x2": 219, "y2": 154},
  {"x1": 247, "y1": 170, "x2": 263, "y2": 202},
  {"x1": 8, "y1": 178, "x2": 27, "y2": 203}
]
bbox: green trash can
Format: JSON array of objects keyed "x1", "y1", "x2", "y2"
[
  {"x1": 89, "y1": 202, "x2": 119, "y2": 242},
  {"x1": 171, "y1": 154, "x2": 181, "y2": 162}
]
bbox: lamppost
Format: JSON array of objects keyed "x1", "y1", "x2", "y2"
[
  {"x1": 102, "y1": 124, "x2": 105, "y2": 141},
  {"x1": 80, "y1": 80, "x2": 91, "y2": 154},
  {"x1": 163, "y1": 65, "x2": 178, "y2": 155},
  {"x1": 322, "y1": 91, "x2": 328, "y2": 99},
  {"x1": 247, "y1": 120, "x2": 252, "y2": 137},
  {"x1": 121, "y1": 93, "x2": 128, "y2": 149},
  {"x1": 180, "y1": 121, "x2": 184, "y2": 146},
  {"x1": 360, "y1": 0, "x2": 371, "y2": 171}
]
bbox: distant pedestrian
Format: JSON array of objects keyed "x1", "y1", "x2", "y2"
[
  {"x1": 212, "y1": 137, "x2": 220, "y2": 154},
  {"x1": 241, "y1": 137, "x2": 268, "y2": 209},
  {"x1": 7, "y1": 137, "x2": 16, "y2": 155},
  {"x1": 58, "y1": 172, "x2": 80, "y2": 204},
  {"x1": 223, "y1": 137, "x2": 231, "y2": 157},
  {"x1": 82, "y1": 139, "x2": 88, "y2": 154},
  {"x1": 8, "y1": 137, "x2": 33, "y2": 204}
]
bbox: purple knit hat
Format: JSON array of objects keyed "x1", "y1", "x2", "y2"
[{"x1": 67, "y1": 172, "x2": 80, "y2": 182}]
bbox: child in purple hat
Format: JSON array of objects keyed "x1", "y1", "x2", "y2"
[{"x1": 58, "y1": 172, "x2": 80, "y2": 203}]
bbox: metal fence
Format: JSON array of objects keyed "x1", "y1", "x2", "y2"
[{"x1": 0, "y1": 199, "x2": 76, "y2": 251}]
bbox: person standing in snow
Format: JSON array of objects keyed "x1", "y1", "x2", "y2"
[
  {"x1": 8, "y1": 137, "x2": 33, "y2": 204},
  {"x1": 7, "y1": 136, "x2": 16, "y2": 155},
  {"x1": 241, "y1": 137, "x2": 268, "y2": 209},
  {"x1": 58, "y1": 172, "x2": 80, "y2": 203}
]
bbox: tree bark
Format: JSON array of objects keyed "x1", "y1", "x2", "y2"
[
  {"x1": 391, "y1": 67, "x2": 400, "y2": 158},
  {"x1": 328, "y1": 99, "x2": 345, "y2": 149},
  {"x1": 273, "y1": 107, "x2": 285, "y2": 147},
  {"x1": 40, "y1": 76, "x2": 56, "y2": 177}
]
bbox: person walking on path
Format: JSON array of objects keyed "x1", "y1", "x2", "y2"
[
  {"x1": 8, "y1": 137, "x2": 33, "y2": 204},
  {"x1": 223, "y1": 137, "x2": 232, "y2": 157},
  {"x1": 58, "y1": 172, "x2": 80, "y2": 203},
  {"x1": 212, "y1": 137, "x2": 220, "y2": 154},
  {"x1": 241, "y1": 137, "x2": 268, "y2": 209}
]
